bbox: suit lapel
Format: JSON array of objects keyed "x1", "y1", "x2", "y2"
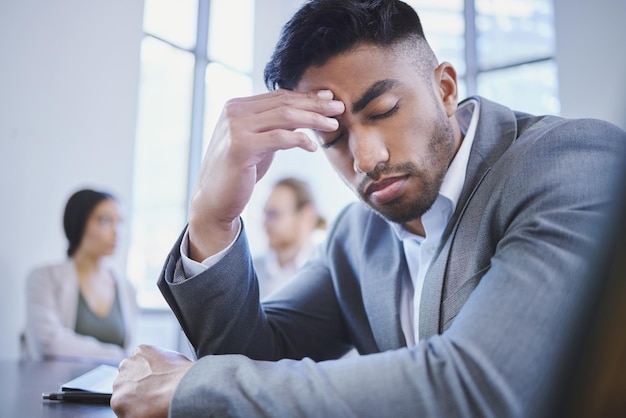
[
  {"x1": 360, "y1": 216, "x2": 407, "y2": 351},
  {"x1": 419, "y1": 97, "x2": 520, "y2": 339}
]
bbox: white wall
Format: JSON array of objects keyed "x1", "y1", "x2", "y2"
[
  {"x1": 554, "y1": 0, "x2": 626, "y2": 130},
  {"x1": 0, "y1": 0, "x2": 144, "y2": 360}
]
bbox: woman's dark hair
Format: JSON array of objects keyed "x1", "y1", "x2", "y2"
[
  {"x1": 264, "y1": 0, "x2": 429, "y2": 91},
  {"x1": 63, "y1": 189, "x2": 114, "y2": 257}
]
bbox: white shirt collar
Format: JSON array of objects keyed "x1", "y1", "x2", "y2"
[{"x1": 439, "y1": 98, "x2": 480, "y2": 212}]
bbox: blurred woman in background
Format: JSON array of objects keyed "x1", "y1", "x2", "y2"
[{"x1": 24, "y1": 189, "x2": 137, "y2": 364}]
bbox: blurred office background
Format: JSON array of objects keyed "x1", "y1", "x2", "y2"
[{"x1": 1, "y1": 0, "x2": 624, "y2": 361}]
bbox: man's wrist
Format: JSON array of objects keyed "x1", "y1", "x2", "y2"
[
  {"x1": 187, "y1": 217, "x2": 241, "y2": 262},
  {"x1": 180, "y1": 221, "x2": 242, "y2": 280}
]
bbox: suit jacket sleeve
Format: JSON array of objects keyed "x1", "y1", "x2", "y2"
[{"x1": 158, "y1": 224, "x2": 354, "y2": 361}]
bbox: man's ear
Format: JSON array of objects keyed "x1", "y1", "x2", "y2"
[{"x1": 434, "y1": 62, "x2": 458, "y2": 117}]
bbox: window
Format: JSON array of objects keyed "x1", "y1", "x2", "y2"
[
  {"x1": 127, "y1": 0, "x2": 254, "y2": 307},
  {"x1": 407, "y1": 0, "x2": 559, "y2": 115},
  {"x1": 127, "y1": 0, "x2": 557, "y2": 307},
  {"x1": 474, "y1": 0, "x2": 559, "y2": 114}
]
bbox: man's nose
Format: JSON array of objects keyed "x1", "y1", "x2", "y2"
[{"x1": 350, "y1": 129, "x2": 389, "y2": 174}]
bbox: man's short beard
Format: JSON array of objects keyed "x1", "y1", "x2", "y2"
[
  {"x1": 359, "y1": 112, "x2": 455, "y2": 225},
  {"x1": 376, "y1": 171, "x2": 443, "y2": 224}
]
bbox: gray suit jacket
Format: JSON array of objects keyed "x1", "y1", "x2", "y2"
[{"x1": 158, "y1": 97, "x2": 626, "y2": 417}]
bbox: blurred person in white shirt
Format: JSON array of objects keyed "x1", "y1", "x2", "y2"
[{"x1": 253, "y1": 177, "x2": 326, "y2": 298}]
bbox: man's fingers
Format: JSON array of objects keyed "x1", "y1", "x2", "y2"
[
  {"x1": 111, "y1": 346, "x2": 193, "y2": 418},
  {"x1": 208, "y1": 88, "x2": 343, "y2": 160},
  {"x1": 258, "y1": 129, "x2": 319, "y2": 153},
  {"x1": 238, "y1": 105, "x2": 339, "y2": 136},
  {"x1": 224, "y1": 88, "x2": 345, "y2": 121}
]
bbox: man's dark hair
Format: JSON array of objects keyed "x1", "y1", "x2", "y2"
[{"x1": 264, "y1": 0, "x2": 432, "y2": 91}]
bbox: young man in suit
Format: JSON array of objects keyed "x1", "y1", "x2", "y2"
[{"x1": 111, "y1": 1, "x2": 626, "y2": 417}]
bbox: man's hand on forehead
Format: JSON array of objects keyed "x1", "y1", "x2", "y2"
[{"x1": 185, "y1": 88, "x2": 344, "y2": 261}]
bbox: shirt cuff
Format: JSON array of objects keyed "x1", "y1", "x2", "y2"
[{"x1": 179, "y1": 221, "x2": 242, "y2": 279}]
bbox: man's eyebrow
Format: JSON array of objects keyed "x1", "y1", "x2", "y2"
[{"x1": 351, "y1": 79, "x2": 400, "y2": 113}]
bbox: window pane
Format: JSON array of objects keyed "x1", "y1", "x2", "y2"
[
  {"x1": 476, "y1": 0, "x2": 555, "y2": 69},
  {"x1": 208, "y1": 0, "x2": 254, "y2": 72},
  {"x1": 477, "y1": 60, "x2": 560, "y2": 115},
  {"x1": 202, "y1": 63, "x2": 253, "y2": 153},
  {"x1": 127, "y1": 37, "x2": 194, "y2": 307},
  {"x1": 143, "y1": 0, "x2": 198, "y2": 49}
]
